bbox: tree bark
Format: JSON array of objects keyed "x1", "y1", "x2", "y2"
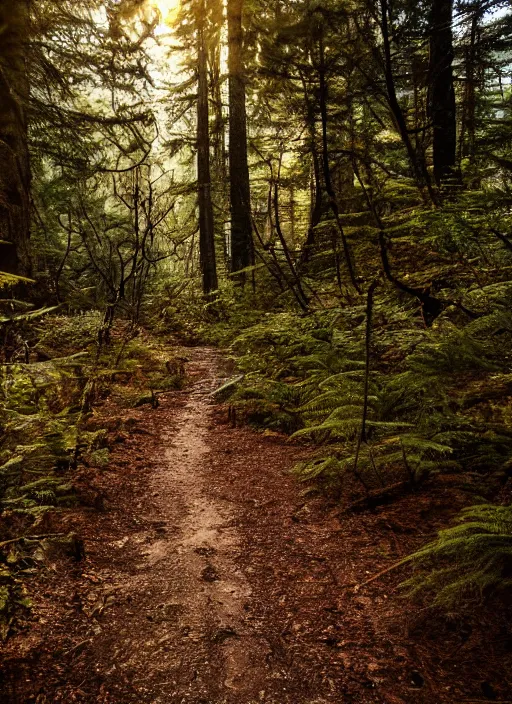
[
  {"x1": 227, "y1": 0, "x2": 253, "y2": 280},
  {"x1": 379, "y1": 0, "x2": 436, "y2": 202},
  {"x1": 208, "y1": 16, "x2": 229, "y2": 273},
  {"x1": 197, "y1": 16, "x2": 218, "y2": 297},
  {"x1": 429, "y1": 0, "x2": 459, "y2": 185},
  {"x1": 0, "y1": 0, "x2": 31, "y2": 276},
  {"x1": 300, "y1": 73, "x2": 324, "y2": 265}
]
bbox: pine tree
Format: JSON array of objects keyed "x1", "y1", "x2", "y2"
[
  {"x1": 227, "y1": 0, "x2": 253, "y2": 280},
  {"x1": 197, "y1": 0, "x2": 218, "y2": 297},
  {"x1": 429, "y1": 0, "x2": 459, "y2": 185}
]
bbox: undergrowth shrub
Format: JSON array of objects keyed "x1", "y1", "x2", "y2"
[
  {"x1": 226, "y1": 279, "x2": 512, "y2": 606},
  {"x1": 0, "y1": 312, "x2": 182, "y2": 639},
  {"x1": 35, "y1": 312, "x2": 101, "y2": 358},
  {"x1": 229, "y1": 293, "x2": 512, "y2": 493}
]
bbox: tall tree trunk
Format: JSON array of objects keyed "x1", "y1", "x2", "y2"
[
  {"x1": 429, "y1": 0, "x2": 458, "y2": 185},
  {"x1": 197, "y1": 17, "x2": 218, "y2": 297},
  {"x1": 288, "y1": 182, "x2": 296, "y2": 244},
  {"x1": 317, "y1": 29, "x2": 360, "y2": 293},
  {"x1": 208, "y1": 5, "x2": 229, "y2": 274},
  {"x1": 227, "y1": 0, "x2": 253, "y2": 279},
  {"x1": 461, "y1": 5, "x2": 482, "y2": 166},
  {"x1": 0, "y1": 0, "x2": 31, "y2": 276},
  {"x1": 300, "y1": 73, "x2": 324, "y2": 265}
]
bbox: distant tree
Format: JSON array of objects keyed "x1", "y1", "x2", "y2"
[
  {"x1": 197, "y1": 0, "x2": 218, "y2": 297},
  {"x1": 29, "y1": 0, "x2": 156, "y2": 300}
]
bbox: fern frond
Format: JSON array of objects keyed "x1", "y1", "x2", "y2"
[{"x1": 402, "y1": 504, "x2": 512, "y2": 606}]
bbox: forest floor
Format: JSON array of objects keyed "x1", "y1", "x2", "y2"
[{"x1": 1, "y1": 346, "x2": 512, "y2": 703}]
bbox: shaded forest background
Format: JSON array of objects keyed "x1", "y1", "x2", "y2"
[{"x1": 1, "y1": 0, "x2": 512, "y2": 657}]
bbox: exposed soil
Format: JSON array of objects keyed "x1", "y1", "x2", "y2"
[{"x1": 1, "y1": 347, "x2": 512, "y2": 703}]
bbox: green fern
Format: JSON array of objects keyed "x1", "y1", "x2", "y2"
[
  {"x1": 402, "y1": 504, "x2": 512, "y2": 606},
  {"x1": 0, "y1": 272, "x2": 35, "y2": 289}
]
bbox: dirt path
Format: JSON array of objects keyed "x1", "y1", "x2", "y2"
[
  {"x1": 2, "y1": 347, "x2": 511, "y2": 703},
  {"x1": 103, "y1": 348, "x2": 271, "y2": 702}
]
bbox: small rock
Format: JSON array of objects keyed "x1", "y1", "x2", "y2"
[
  {"x1": 201, "y1": 564, "x2": 220, "y2": 582},
  {"x1": 195, "y1": 546, "x2": 216, "y2": 557}
]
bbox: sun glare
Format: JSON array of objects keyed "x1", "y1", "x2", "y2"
[{"x1": 151, "y1": 0, "x2": 181, "y2": 31}]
